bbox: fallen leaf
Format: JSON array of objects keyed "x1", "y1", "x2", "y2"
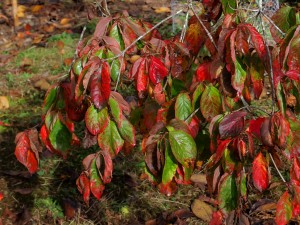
[
  {"x1": 64, "y1": 58, "x2": 73, "y2": 66},
  {"x1": 33, "y1": 79, "x2": 51, "y2": 91},
  {"x1": 60, "y1": 18, "x2": 72, "y2": 25},
  {"x1": 0, "y1": 192, "x2": 3, "y2": 201},
  {"x1": 190, "y1": 173, "x2": 207, "y2": 184},
  {"x1": 63, "y1": 199, "x2": 78, "y2": 219},
  {"x1": 0, "y1": 96, "x2": 9, "y2": 110},
  {"x1": 31, "y1": 5, "x2": 43, "y2": 13},
  {"x1": 44, "y1": 25, "x2": 55, "y2": 33},
  {"x1": 21, "y1": 57, "x2": 33, "y2": 67},
  {"x1": 155, "y1": 7, "x2": 171, "y2": 13},
  {"x1": 191, "y1": 199, "x2": 213, "y2": 221}
]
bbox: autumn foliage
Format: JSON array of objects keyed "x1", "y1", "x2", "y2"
[{"x1": 14, "y1": 1, "x2": 300, "y2": 224}]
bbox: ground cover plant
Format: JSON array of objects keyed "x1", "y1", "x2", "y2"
[{"x1": 13, "y1": 0, "x2": 300, "y2": 224}]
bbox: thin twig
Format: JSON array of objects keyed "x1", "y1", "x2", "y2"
[
  {"x1": 68, "y1": 25, "x2": 87, "y2": 75},
  {"x1": 261, "y1": 12, "x2": 285, "y2": 37},
  {"x1": 269, "y1": 152, "x2": 286, "y2": 183},
  {"x1": 189, "y1": 2, "x2": 218, "y2": 51},
  {"x1": 258, "y1": 12, "x2": 276, "y2": 113},
  {"x1": 180, "y1": 11, "x2": 190, "y2": 42},
  {"x1": 114, "y1": 54, "x2": 125, "y2": 91}
]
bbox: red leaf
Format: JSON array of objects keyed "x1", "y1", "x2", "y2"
[
  {"x1": 238, "y1": 24, "x2": 267, "y2": 62},
  {"x1": 76, "y1": 172, "x2": 91, "y2": 205},
  {"x1": 0, "y1": 192, "x2": 3, "y2": 201},
  {"x1": 184, "y1": 16, "x2": 209, "y2": 56},
  {"x1": 188, "y1": 116, "x2": 200, "y2": 138},
  {"x1": 291, "y1": 157, "x2": 300, "y2": 182},
  {"x1": 213, "y1": 139, "x2": 231, "y2": 165},
  {"x1": 14, "y1": 132, "x2": 38, "y2": 174},
  {"x1": 252, "y1": 152, "x2": 269, "y2": 192},
  {"x1": 248, "y1": 117, "x2": 265, "y2": 139},
  {"x1": 89, "y1": 62, "x2": 111, "y2": 109},
  {"x1": 153, "y1": 83, "x2": 165, "y2": 105},
  {"x1": 136, "y1": 58, "x2": 148, "y2": 98},
  {"x1": 40, "y1": 125, "x2": 57, "y2": 154},
  {"x1": 196, "y1": 62, "x2": 212, "y2": 82},
  {"x1": 149, "y1": 56, "x2": 168, "y2": 85},
  {"x1": 276, "y1": 191, "x2": 292, "y2": 225},
  {"x1": 209, "y1": 211, "x2": 223, "y2": 225},
  {"x1": 93, "y1": 17, "x2": 112, "y2": 39},
  {"x1": 101, "y1": 150, "x2": 113, "y2": 184},
  {"x1": 62, "y1": 82, "x2": 86, "y2": 122},
  {"x1": 219, "y1": 111, "x2": 247, "y2": 139}
]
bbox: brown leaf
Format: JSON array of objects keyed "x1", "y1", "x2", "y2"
[{"x1": 191, "y1": 199, "x2": 213, "y2": 221}]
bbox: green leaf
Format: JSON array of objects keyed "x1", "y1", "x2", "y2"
[
  {"x1": 107, "y1": 50, "x2": 120, "y2": 82},
  {"x1": 175, "y1": 93, "x2": 192, "y2": 122},
  {"x1": 218, "y1": 173, "x2": 238, "y2": 213},
  {"x1": 49, "y1": 119, "x2": 72, "y2": 152},
  {"x1": 162, "y1": 140, "x2": 178, "y2": 185},
  {"x1": 94, "y1": 48, "x2": 106, "y2": 59},
  {"x1": 232, "y1": 58, "x2": 247, "y2": 93},
  {"x1": 276, "y1": 83, "x2": 287, "y2": 117},
  {"x1": 200, "y1": 84, "x2": 222, "y2": 121},
  {"x1": 98, "y1": 120, "x2": 124, "y2": 158},
  {"x1": 90, "y1": 158, "x2": 104, "y2": 200},
  {"x1": 109, "y1": 97, "x2": 122, "y2": 124},
  {"x1": 192, "y1": 83, "x2": 205, "y2": 110},
  {"x1": 109, "y1": 23, "x2": 125, "y2": 50},
  {"x1": 221, "y1": 0, "x2": 236, "y2": 14},
  {"x1": 118, "y1": 116, "x2": 136, "y2": 146},
  {"x1": 240, "y1": 171, "x2": 247, "y2": 198},
  {"x1": 110, "y1": 59, "x2": 120, "y2": 82},
  {"x1": 43, "y1": 87, "x2": 58, "y2": 114},
  {"x1": 171, "y1": 79, "x2": 186, "y2": 98},
  {"x1": 222, "y1": 148, "x2": 239, "y2": 173},
  {"x1": 168, "y1": 130, "x2": 197, "y2": 169}
]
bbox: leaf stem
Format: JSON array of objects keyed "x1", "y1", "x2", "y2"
[
  {"x1": 269, "y1": 152, "x2": 286, "y2": 183},
  {"x1": 114, "y1": 54, "x2": 125, "y2": 91}
]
